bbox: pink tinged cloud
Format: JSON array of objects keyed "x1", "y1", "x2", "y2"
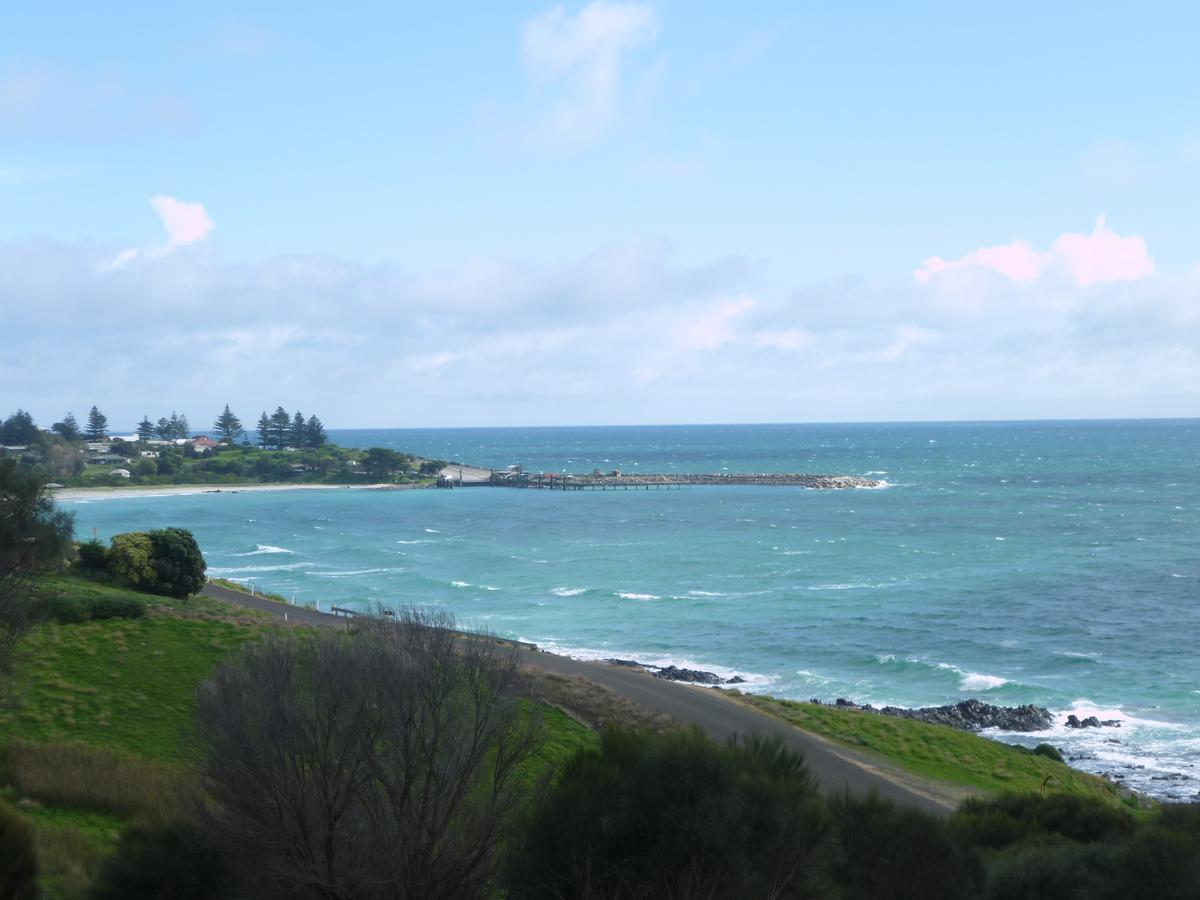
[
  {"x1": 150, "y1": 194, "x2": 214, "y2": 247},
  {"x1": 99, "y1": 195, "x2": 213, "y2": 272},
  {"x1": 914, "y1": 217, "x2": 1154, "y2": 288}
]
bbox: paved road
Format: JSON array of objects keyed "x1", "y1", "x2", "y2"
[{"x1": 202, "y1": 583, "x2": 963, "y2": 815}]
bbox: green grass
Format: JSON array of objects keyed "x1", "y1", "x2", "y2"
[
  {"x1": 2, "y1": 579, "x2": 268, "y2": 758},
  {"x1": 739, "y1": 694, "x2": 1137, "y2": 808}
]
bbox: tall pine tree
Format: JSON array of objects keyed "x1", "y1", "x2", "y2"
[
  {"x1": 269, "y1": 407, "x2": 290, "y2": 450},
  {"x1": 256, "y1": 412, "x2": 271, "y2": 448},
  {"x1": 213, "y1": 404, "x2": 243, "y2": 444},
  {"x1": 290, "y1": 411, "x2": 306, "y2": 448},
  {"x1": 137, "y1": 416, "x2": 155, "y2": 442},
  {"x1": 85, "y1": 406, "x2": 108, "y2": 441},
  {"x1": 305, "y1": 415, "x2": 327, "y2": 448}
]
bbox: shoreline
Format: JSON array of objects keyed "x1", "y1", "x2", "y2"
[{"x1": 51, "y1": 482, "x2": 429, "y2": 502}]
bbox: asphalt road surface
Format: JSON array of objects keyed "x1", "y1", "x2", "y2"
[{"x1": 202, "y1": 583, "x2": 964, "y2": 815}]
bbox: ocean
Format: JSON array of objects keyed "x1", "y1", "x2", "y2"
[{"x1": 62, "y1": 420, "x2": 1200, "y2": 800}]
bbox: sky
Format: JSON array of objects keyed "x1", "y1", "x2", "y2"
[{"x1": 2, "y1": 1, "x2": 1198, "y2": 428}]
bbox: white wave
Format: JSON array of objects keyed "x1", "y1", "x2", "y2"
[
  {"x1": 616, "y1": 592, "x2": 661, "y2": 601},
  {"x1": 207, "y1": 562, "x2": 316, "y2": 575},
  {"x1": 483, "y1": 585, "x2": 500, "y2": 591},
  {"x1": 235, "y1": 544, "x2": 294, "y2": 556},
  {"x1": 424, "y1": 528, "x2": 441, "y2": 534},
  {"x1": 686, "y1": 590, "x2": 726, "y2": 597},
  {"x1": 959, "y1": 672, "x2": 1008, "y2": 691},
  {"x1": 806, "y1": 582, "x2": 890, "y2": 591},
  {"x1": 451, "y1": 580, "x2": 471, "y2": 588},
  {"x1": 396, "y1": 539, "x2": 433, "y2": 545},
  {"x1": 551, "y1": 587, "x2": 588, "y2": 597},
  {"x1": 528, "y1": 640, "x2": 777, "y2": 692},
  {"x1": 856, "y1": 480, "x2": 890, "y2": 489},
  {"x1": 310, "y1": 567, "x2": 400, "y2": 578}
]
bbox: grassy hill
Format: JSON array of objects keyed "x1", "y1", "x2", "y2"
[{"x1": 0, "y1": 575, "x2": 597, "y2": 899}]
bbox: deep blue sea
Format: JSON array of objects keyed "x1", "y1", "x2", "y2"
[{"x1": 64, "y1": 421, "x2": 1200, "y2": 799}]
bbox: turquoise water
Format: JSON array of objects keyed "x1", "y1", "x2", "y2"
[{"x1": 65, "y1": 421, "x2": 1200, "y2": 799}]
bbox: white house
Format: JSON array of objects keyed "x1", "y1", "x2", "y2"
[{"x1": 109, "y1": 468, "x2": 131, "y2": 479}]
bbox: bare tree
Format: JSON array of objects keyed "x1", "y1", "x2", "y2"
[
  {"x1": 194, "y1": 608, "x2": 541, "y2": 900},
  {"x1": 0, "y1": 458, "x2": 73, "y2": 678}
]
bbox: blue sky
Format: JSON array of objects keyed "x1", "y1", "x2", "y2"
[{"x1": 3, "y1": 2, "x2": 1198, "y2": 427}]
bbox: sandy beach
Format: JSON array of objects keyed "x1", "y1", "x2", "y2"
[{"x1": 51, "y1": 482, "x2": 424, "y2": 502}]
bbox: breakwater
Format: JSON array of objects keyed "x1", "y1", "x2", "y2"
[{"x1": 438, "y1": 465, "x2": 881, "y2": 490}]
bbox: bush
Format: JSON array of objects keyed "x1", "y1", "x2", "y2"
[
  {"x1": 90, "y1": 822, "x2": 229, "y2": 900},
  {"x1": 1033, "y1": 743, "x2": 1064, "y2": 763},
  {"x1": 981, "y1": 840, "x2": 1112, "y2": 900},
  {"x1": 107, "y1": 532, "x2": 155, "y2": 589},
  {"x1": 952, "y1": 792, "x2": 1134, "y2": 851},
  {"x1": 76, "y1": 540, "x2": 109, "y2": 572},
  {"x1": 107, "y1": 528, "x2": 206, "y2": 599},
  {"x1": 506, "y1": 728, "x2": 832, "y2": 899},
  {"x1": 43, "y1": 593, "x2": 89, "y2": 624},
  {"x1": 0, "y1": 799, "x2": 38, "y2": 900},
  {"x1": 147, "y1": 528, "x2": 206, "y2": 599},
  {"x1": 87, "y1": 595, "x2": 146, "y2": 620},
  {"x1": 831, "y1": 789, "x2": 983, "y2": 900},
  {"x1": 41, "y1": 593, "x2": 145, "y2": 623}
]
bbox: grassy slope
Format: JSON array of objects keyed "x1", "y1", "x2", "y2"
[
  {"x1": 2, "y1": 574, "x2": 597, "y2": 897},
  {"x1": 737, "y1": 694, "x2": 1138, "y2": 809}
]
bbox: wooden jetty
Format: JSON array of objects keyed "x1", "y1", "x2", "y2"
[{"x1": 438, "y1": 465, "x2": 880, "y2": 491}]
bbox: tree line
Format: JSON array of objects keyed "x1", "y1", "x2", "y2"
[{"x1": 2, "y1": 404, "x2": 328, "y2": 450}]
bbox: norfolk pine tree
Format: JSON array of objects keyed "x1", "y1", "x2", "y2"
[
  {"x1": 85, "y1": 406, "x2": 109, "y2": 440},
  {"x1": 214, "y1": 405, "x2": 244, "y2": 444}
]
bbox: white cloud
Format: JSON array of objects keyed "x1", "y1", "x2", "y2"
[
  {"x1": 915, "y1": 217, "x2": 1155, "y2": 289},
  {"x1": 101, "y1": 195, "x2": 214, "y2": 271},
  {"x1": 676, "y1": 295, "x2": 754, "y2": 350},
  {"x1": 4, "y1": 229, "x2": 1199, "y2": 428},
  {"x1": 520, "y1": 1, "x2": 658, "y2": 147}
]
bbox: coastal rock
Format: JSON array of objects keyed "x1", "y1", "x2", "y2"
[
  {"x1": 604, "y1": 658, "x2": 747, "y2": 686},
  {"x1": 1066, "y1": 714, "x2": 1122, "y2": 729},
  {"x1": 655, "y1": 665, "x2": 725, "y2": 685},
  {"x1": 825, "y1": 697, "x2": 1055, "y2": 733}
]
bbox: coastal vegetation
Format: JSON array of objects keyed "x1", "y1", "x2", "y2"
[
  {"x1": 736, "y1": 694, "x2": 1129, "y2": 805},
  {"x1": 0, "y1": 406, "x2": 445, "y2": 489}
]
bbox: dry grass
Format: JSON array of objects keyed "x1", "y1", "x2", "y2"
[
  {"x1": 34, "y1": 822, "x2": 109, "y2": 899},
  {"x1": 517, "y1": 668, "x2": 676, "y2": 733},
  {"x1": 5, "y1": 740, "x2": 195, "y2": 824}
]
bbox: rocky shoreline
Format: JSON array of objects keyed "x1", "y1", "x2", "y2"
[
  {"x1": 812, "y1": 697, "x2": 1123, "y2": 734},
  {"x1": 602, "y1": 659, "x2": 1130, "y2": 737},
  {"x1": 604, "y1": 658, "x2": 747, "y2": 685}
]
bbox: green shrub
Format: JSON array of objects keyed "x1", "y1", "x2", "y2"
[
  {"x1": 106, "y1": 528, "x2": 206, "y2": 599},
  {"x1": 952, "y1": 792, "x2": 1134, "y2": 851},
  {"x1": 506, "y1": 728, "x2": 832, "y2": 899},
  {"x1": 87, "y1": 595, "x2": 146, "y2": 620},
  {"x1": 89, "y1": 822, "x2": 229, "y2": 900},
  {"x1": 981, "y1": 840, "x2": 1112, "y2": 900},
  {"x1": 831, "y1": 789, "x2": 983, "y2": 900},
  {"x1": 0, "y1": 799, "x2": 38, "y2": 900},
  {"x1": 41, "y1": 592, "x2": 144, "y2": 623},
  {"x1": 43, "y1": 593, "x2": 88, "y2": 624},
  {"x1": 1033, "y1": 743, "x2": 1064, "y2": 763},
  {"x1": 107, "y1": 532, "x2": 155, "y2": 590},
  {"x1": 76, "y1": 540, "x2": 109, "y2": 573}
]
